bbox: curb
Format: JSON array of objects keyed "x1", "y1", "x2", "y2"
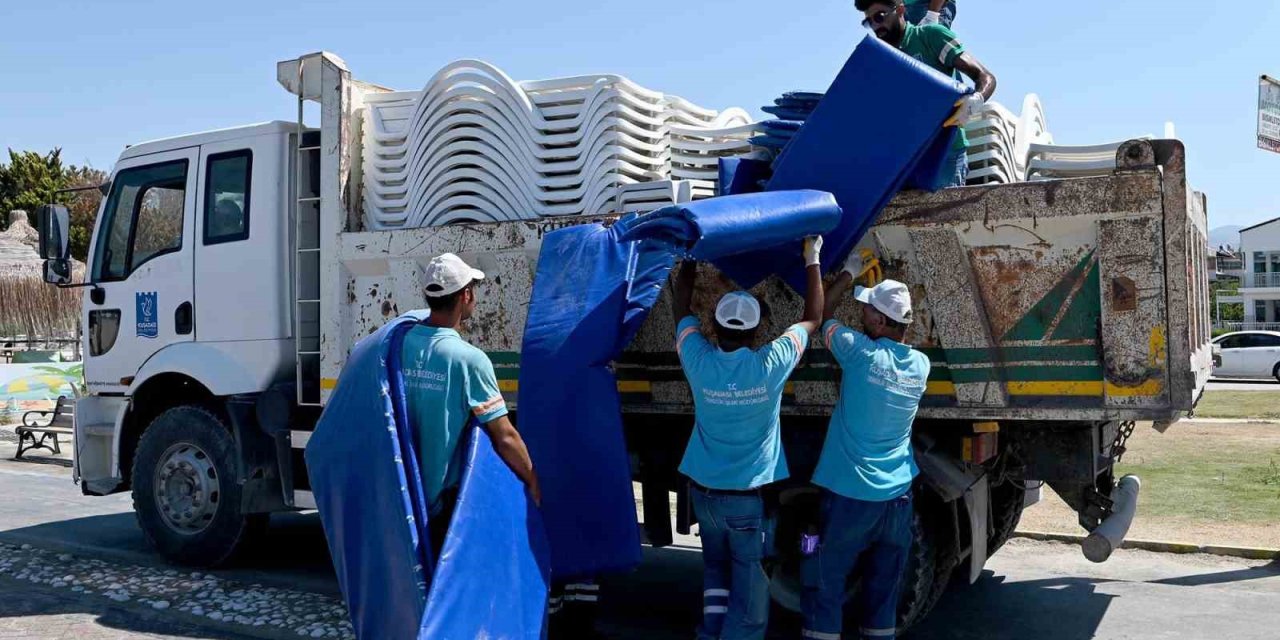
[
  {"x1": 1182, "y1": 417, "x2": 1280, "y2": 425},
  {"x1": 1014, "y1": 530, "x2": 1280, "y2": 561}
]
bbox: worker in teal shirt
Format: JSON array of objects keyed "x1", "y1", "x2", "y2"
[
  {"x1": 672, "y1": 237, "x2": 825, "y2": 640},
  {"x1": 802, "y1": 252, "x2": 931, "y2": 640},
  {"x1": 905, "y1": 0, "x2": 956, "y2": 28},
  {"x1": 400, "y1": 252, "x2": 540, "y2": 553},
  {"x1": 858, "y1": 0, "x2": 997, "y2": 188}
]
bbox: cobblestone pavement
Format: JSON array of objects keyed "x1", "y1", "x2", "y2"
[
  {"x1": 0, "y1": 575, "x2": 253, "y2": 639},
  {"x1": 0, "y1": 542, "x2": 352, "y2": 640}
]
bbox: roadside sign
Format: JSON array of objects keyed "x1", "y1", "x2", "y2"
[{"x1": 1259, "y1": 75, "x2": 1280, "y2": 153}]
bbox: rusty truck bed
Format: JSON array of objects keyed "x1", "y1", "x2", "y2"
[{"x1": 328, "y1": 140, "x2": 1211, "y2": 424}]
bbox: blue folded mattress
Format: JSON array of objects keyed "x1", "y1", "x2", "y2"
[
  {"x1": 616, "y1": 190, "x2": 841, "y2": 263},
  {"x1": 308, "y1": 313, "x2": 549, "y2": 639},
  {"x1": 765, "y1": 35, "x2": 967, "y2": 288}
]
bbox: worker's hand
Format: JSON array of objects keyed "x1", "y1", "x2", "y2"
[
  {"x1": 841, "y1": 250, "x2": 864, "y2": 279},
  {"x1": 803, "y1": 236, "x2": 823, "y2": 267},
  {"x1": 944, "y1": 93, "x2": 985, "y2": 128},
  {"x1": 921, "y1": 10, "x2": 941, "y2": 26}
]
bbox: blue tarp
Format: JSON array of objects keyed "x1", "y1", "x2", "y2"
[
  {"x1": 306, "y1": 313, "x2": 430, "y2": 640},
  {"x1": 765, "y1": 35, "x2": 967, "y2": 289},
  {"x1": 307, "y1": 312, "x2": 549, "y2": 639},
  {"x1": 517, "y1": 216, "x2": 675, "y2": 579},
  {"x1": 421, "y1": 426, "x2": 551, "y2": 639}
]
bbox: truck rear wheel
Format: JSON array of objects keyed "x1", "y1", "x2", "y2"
[
  {"x1": 897, "y1": 489, "x2": 953, "y2": 630},
  {"x1": 131, "y1": 405, "x2": 264, "y2": 566},
  {"x1": 767, "y1": 488, "x2": 954, "y2": 632},
  {"x1": 987, "y1": 476, "x2": 1029, "y2": 556}
]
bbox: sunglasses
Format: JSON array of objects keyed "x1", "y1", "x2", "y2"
[{"x1": 861, "y1": 7, "x2": 899, "y2": 29}]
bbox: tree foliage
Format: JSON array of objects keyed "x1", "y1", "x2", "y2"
[
  {"x1": 63, "y1": 165, "x2": 109, "y2": 262},
  {"x1": 0, "y1": 149, "x2": 65, "y2": 222},
  {"x1": 0, "y1": 148, "x2": 108, "y2": 262}
]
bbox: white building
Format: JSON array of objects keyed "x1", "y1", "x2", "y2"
[{"x1": 1223, "y1": 216, "x2": 1280, "y2": 330}]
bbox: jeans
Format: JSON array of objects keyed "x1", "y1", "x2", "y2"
[
  {"x1": 802, "y1": 491, "x2": 914, "y2": 640},
  {"x1": 691, "y1": 487, "x2": 770, "y2": 640},
  {"x1": 906, "y1": 1, "x2": 957, "y2": 28},
  {"x1": 935, "y1": 147, "x2": 969, "y2": 189}
]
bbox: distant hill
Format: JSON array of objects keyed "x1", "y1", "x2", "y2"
[{"x1": 1208, "y1": 225, "x2": 1243, "y2": 251}]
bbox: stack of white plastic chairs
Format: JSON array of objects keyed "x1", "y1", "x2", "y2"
[
  {"x1": 963, "y1": 94, "x2": 1053, "y2": 185},
  {"x1": 1023, "y1": 123, "x2": 1174, "y2": 181},
  {"x1": 1026, "y1": 140, "x2": 1140, "y2": 180},
  {"x1": 1024, "y1": 124, "x2": 1171, "y2": 181},
  {"x1": 359, "y1": 60, "x2": 759, "y2": 229}
]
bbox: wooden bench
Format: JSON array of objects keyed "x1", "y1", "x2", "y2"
[{"x1": 17, "y1": 396, "x2": 74, "y2": 459}]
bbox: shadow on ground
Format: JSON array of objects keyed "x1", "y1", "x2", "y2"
[
  {"x1": 0, "y1": 575, "x2": 259, "y2": 639},
  {"x1": 903, "y1": 570, "x2": 1116, "y2": 639},
  {"x1": 0, "y1": 511, "x2": 340, "y2": 597}
]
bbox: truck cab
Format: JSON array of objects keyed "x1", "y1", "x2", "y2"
[{"x1": 40, "y1": 122, "x2": 305, "y2": 563}]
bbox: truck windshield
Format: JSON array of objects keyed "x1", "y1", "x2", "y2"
[{"x1": 92, "y1": 160, "x2": 188, "y2": 282}]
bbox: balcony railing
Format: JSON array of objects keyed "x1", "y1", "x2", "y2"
[
  {"x1": 1247, "y1": 272, "x2": 1280, "y2": 288},
  {"x1": 1216, "y1": 321, "x2": 1280, "y2": 332}
]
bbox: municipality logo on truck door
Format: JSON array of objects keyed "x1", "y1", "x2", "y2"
[{"x1": 136, "y1": 291, "x2": 158, "y2": 338}]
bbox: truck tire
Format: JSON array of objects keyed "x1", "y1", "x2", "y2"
[
  {"x1": 131, "y1": 405, "x2": 265, "y2": 566},
  {"x1": 896, "y1": 490, "x2": 953, "y2": 631},
  {"x1": 987, "y1": 476, "x2": 1028, "y2": 556},
  {"x1": 769, "y1": 488, "x2": 954, "y2": 631}
]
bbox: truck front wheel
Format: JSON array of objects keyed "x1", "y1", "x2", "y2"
[{"x1": 131, "y1": 405, "x2": 264, "y2": 566}]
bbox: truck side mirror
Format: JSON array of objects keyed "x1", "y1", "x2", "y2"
[
  {"x1": 38, "y1": 204, "x2": 70, "y2": 261},
  {"x1": 43, "y1": 259, "x2": 72, "y2": 286}
]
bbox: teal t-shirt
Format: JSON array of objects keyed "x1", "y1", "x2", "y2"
[
  {"x1": 812, "y1": 320, "x2": 929, "y2": 501},
  {"x1": 400, "y1": 325, "x2": 508, "y2": 510},
  {"x1": 676, "y1": 316, "x2": 808, "y2": 490},
  {"x1": 897, "y1": 22, "x2": 969, "y2": 154}
]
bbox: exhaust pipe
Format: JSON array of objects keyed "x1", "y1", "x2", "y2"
[{"x1": 1082, "y1": 475, "x2": 1141, "y2": 563}]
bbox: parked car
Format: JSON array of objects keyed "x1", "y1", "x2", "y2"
[{"x1": 1211, "y1": 331, "x2": 1280, "y2": 381}]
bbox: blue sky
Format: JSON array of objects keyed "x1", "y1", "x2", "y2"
[{"x1": 2, "y1": 0, "x2": 1276, "y2": 231}]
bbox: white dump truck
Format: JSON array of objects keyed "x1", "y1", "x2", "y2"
[{"x1": 36, "y1": 52, "x2": 1212, "y2": 626}]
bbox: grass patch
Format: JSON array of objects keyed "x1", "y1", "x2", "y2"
[
  {"x1": 1115, "y1": 424, "x2": 1280, "y2": 523},
  {"x1": 1194, "y1": 391, "x2": 1280, "y2": 420}
]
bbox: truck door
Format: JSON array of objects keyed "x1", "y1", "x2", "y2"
[
  {"x1": 83, "y1": 148, "x2": 198, "y2": 393},
  {"x1": 193, "y1": 137, "x2": 290, "y2": 345}
]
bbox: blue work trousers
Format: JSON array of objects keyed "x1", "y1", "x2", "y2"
[
  {"x1": 691, "y1": 487, "x2": 770, "y2": 640},
  {"x1": 802, "y1": 490, "x2": 914, "y2": 640}
]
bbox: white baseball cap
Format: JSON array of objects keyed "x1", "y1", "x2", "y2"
[
  {"x1": 423, "y1": 253, "x2": 485, "y2": 297},
  {"x1": 853, "y1": 280, "x2": 914, "y2": 324},
  {"x1": 715, "y1": 291, "x2": 762, "y2": 331}
]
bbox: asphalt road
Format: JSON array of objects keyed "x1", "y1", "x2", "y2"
[
  {"x1": 1206, "y1": 377, "x2": 1279, "y2": 392},
  {"x1": 0, "y1": 438, "x2": 1277, "y2": 639}
]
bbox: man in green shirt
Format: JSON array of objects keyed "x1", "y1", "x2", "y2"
[
  {"x1": 905, "y1": 0, "x2": 955, "y2": 28},
  {"x1": 858, "y1": 0, "x2": 997, "y2": 188}
]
